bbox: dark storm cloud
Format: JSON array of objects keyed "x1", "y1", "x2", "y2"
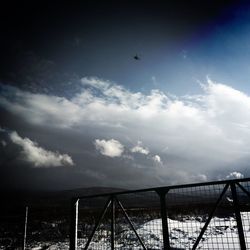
[
  {"x1": 0, "y1": 77, "x2": 249, "y2": 190},
  {"x1": 0, "y1": 123, "x2": 167, "y2": 190}
]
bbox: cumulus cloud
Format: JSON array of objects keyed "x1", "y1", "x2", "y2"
[
  {"x1": 197, "y1": 174, "x2": 208, "y2": 182},
  {"x1": 153, "y1": 154, "x2": 162, "y2": 164},
  {"x1": 131, "y1": 141, "x2": 149, "y2": 155},
  {"x1": 81, "y1": 76, "x2": 111, "y2": 90},
  {"x1": 94, "y1": 139, "x2": 124, "y2": 157},
  {"x1": 9, "y1": 131, "x2": 74, "y2": 167},
  {"x1": 226, "y1": 172, "x2": 244, "y2": 180},
  {"x1": 94, "y1": 138, "x2": 163, "y2": 167},
  {"x1": 0, "y1": 84, "x2": 81, "y2": 128},
  {"x1": 1, "y1": 77, "x2": 250, "y2": 183}
]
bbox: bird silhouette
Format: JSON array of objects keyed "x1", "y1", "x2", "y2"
[{"x1": 134, "y1": 54, "x2": 140, "y2": 60}]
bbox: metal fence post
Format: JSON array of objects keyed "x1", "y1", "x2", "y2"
[
  {"x1": 230, "y1": 182, "x2": 246, "y2": 250},
  {"x1": 157, "y1": 189, "x2": 170, "y2": 250},
  {"x1": 111, "y1": 196, "x2": 116, "y2": 250},
  {"x1": 70, "y1": 198, "x2": 79, "y2": 250},
  {"x1": 23, "y1": 206, "x2": 28, "y2": 250}
]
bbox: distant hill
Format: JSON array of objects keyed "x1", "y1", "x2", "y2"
[
  {"x1": 60, "y1": 186, "x2": 127, "y2": 198},
  {"x1": 1, "y1": 185, "x2": 248, "y2": 215},
  {"x1": 0, "y1": 186, "x2": 127, "y2": 209}
]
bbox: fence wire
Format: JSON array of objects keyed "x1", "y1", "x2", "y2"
[
  {"x1": 75, "y1": 179, "x2": 250, "y2": 250},
  {"x1": 0, "y1": 206, "x2": 24, "y2": 249},
  {"x1": 166, "y1": 184, "x2": 239, "y2": 249},
  {"x1": 237, "y1": 181, "x2": 250, "y2": 250},
  {"x1": 0, "y1": 202, "x2": 70, "y2": 249},
  {"x1": 1, "y1": 178, "x2": 250, "y2": 249}
]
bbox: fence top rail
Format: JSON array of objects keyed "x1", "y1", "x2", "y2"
[{"x1": 75, "y1": 177, "x2": 250, "y2": 200}]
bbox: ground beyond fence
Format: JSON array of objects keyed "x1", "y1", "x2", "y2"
[
  {"x1": 70, "y1": 178, "x2": 250, "y2": 250},
  {"x1": 1, "y1": 178, "x2": 250, "y2": 249}
]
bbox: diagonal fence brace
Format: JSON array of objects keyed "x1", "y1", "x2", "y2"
[
  {"x1": 236, "y1": 182, "x2": 250, "y2": 200},
  {"x1": 115, "y1": 197, "x2": 147, "y2": 250},
  {"x1": 84, "y1": 197, "x2": 112, "y2": 250},
  {"x1": 192, "y1": 183, "x2": 229, "y2": 250},
  {"x1": 230, "y1": 182, "x2": 247, "y2": 250}
]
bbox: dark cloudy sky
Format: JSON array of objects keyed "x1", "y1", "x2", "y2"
[{"x1": 1, "y1": 1, "x2": 250, "y2": 191}]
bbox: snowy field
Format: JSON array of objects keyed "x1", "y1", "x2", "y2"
[{"x1": 21, "y1": 212, "x2": 250, "y2": 250}]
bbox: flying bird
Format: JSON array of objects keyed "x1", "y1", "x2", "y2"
[{"x1": 134, "y1": 54, "x2": 140, "y2": 60}]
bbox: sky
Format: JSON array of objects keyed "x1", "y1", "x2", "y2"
[{"x1": 1, "y1": 1, "x2": 250, "y2": 191}]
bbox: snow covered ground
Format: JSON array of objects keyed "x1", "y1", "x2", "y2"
[{"x1": 23, "y1": 212, "x2": 250, "y2": 249}]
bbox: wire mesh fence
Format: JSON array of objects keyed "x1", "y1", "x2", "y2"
[
  {"x1": 72, "y1": 178, "x2": 250, "y2": 250},
  {"x1": 0, "y1": 206, "x2": 25, "y2": 250},
  {"x1": 1, "y1": 178, "x2": 250, "y2": 249},
  {"x1": 0, "y1": 201, "x2": 71, "y2": 249},
  {"x1": 237, "y1": 181, "x2": 250, "y2": 250},
  {"x1": 165, "y1": 184, "x2": 239, "y2": 249},
  {"x1": 26, "y1": 205, "x2": 70, "y2": 249}
]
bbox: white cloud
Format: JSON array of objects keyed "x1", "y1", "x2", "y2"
[
  {"x1": 197, "y1": 174, "x2": 208, "y2": 182},
  {"x1": 9, "y1": 131, "x2": 74, "y2": 167},
  {"x1": 94, "y1": 139, "x2": 124, "y2": 157},
  {"x1": 226, "y1": 172, "x2": 244, "y2": 180},
  {"x1": 2, "y1": 77, "x2": 250, "y2": 180},
  {"x1": 153, "y1": 154, "x2": 162, "y2": 164},
  {"x1": 131, "y1": 141, "x2": 149, "y2": 155},
  {"x1": 81, "y1": 76, "x2": 110, "y2": 90},
  {"x1": 0, "y1": 85, "x2": 81, "y2": 128},
  {"x1": 1, "y1": 140, "x2": 7, "y2": 147},
  {"x1": 186, "y1": 173, "x2": 208, "y2": 183}
]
